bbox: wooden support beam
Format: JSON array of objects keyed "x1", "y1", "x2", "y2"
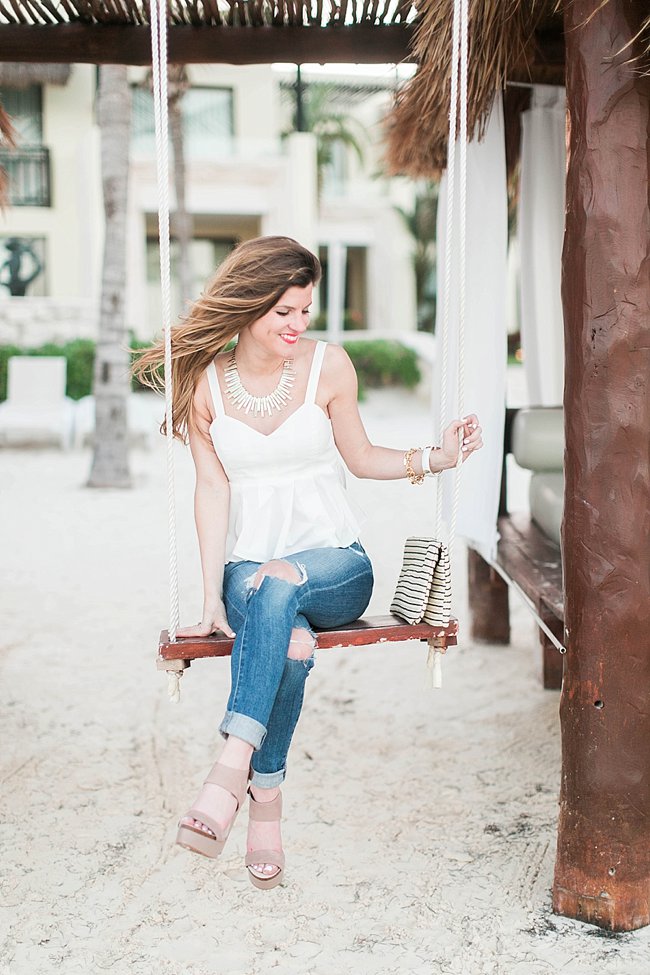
[
  {"x1": 0, "y1": 24, "x2": 414, "y2": 64},
  {"x1": 467, "y1": 548, "x2": 510, "y2": 644},
  {"x1": 538, "y1": 599, "x2": 563, "y2": 691},
  {"x1": 553, "y1": 0, "x2": 650, "y2": 932}
]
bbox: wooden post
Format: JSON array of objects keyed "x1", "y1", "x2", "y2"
[
  {"x1": 537, "y1": 600, "x2": 563, "y2": 691},
  {"x1": 467, "y1": 549, "x2": 510, "y2": 644},
  {"x1": 553, "y1": 0, "x2": 650, "y2": 931}
]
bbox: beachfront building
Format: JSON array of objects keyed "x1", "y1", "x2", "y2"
[{"x1": 0, "y1": 62, "x2": 419, "y2": 348}]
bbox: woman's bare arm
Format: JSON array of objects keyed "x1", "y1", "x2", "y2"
[
  {"x1": 176, "y1": 374, "x2": 235, "y2": 638},
  {"x1": 323, "y1": 345, "x2": 482, "y2": 479}
]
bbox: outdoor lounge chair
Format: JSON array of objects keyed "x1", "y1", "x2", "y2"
[
  {"x1": 0, "y1": 356, "x2": 75, "y2": 449},
  {"x1": 73, "y1": 393, "x2": 158, "y2": 450}
]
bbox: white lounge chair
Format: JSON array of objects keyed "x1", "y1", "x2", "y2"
[
  {"x1": 73, "y1": 392, "x2": 158, "y2": 450},
  {"x1": 0, "y1": 356, "x2": 75, "y2": 449}
]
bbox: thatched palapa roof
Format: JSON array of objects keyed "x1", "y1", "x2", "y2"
[
  {"x1": 0, "y1": 0, "x2": 418, "y2": 65},
  {"x1": 0, "y1": 0, "x2": 416, "y2": 28},
  {"x1": 0, "y1": 0, "x2": 648, "y2": 181},
  {"x1": 384, "y1": 0, "x2": 650, "y2": 178}
]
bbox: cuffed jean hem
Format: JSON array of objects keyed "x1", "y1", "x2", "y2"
[
  {"x1": 219, "y1": 710, "x2": 266, "y2": 750},
  {"x1": 249, "y1": 767, "x2": 286, "y2": 788}
]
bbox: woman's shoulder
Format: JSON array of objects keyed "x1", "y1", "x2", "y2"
[
  {"x1": 316, "y1": 339, "x2": 356, "y2": 398},
  {"x1": 320, "y1": 339, "x2": 353, "y2": 371}
]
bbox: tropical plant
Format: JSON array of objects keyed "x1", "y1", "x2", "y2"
[
  {"x1": 395, "y1": 183, "x2": 439, "y2": 332},
  {"x1": 284, "y1": 79, "x2": 366, "y2": 195}
]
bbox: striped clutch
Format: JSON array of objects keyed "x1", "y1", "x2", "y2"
[{"x1": 390, "y1": 537, "x2": 452, "y2": 626}]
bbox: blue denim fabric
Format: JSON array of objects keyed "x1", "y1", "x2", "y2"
[{"x1": 220, "y1": 542, "x2": 373, "y2": 787}]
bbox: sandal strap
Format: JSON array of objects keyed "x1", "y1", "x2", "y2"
[
  {"x1": 204, "y1": 763, "x2": 249, "y2": 808},
  {"x1": 248, "y1": 790, "x2": 282, "y2": 822},
  {"x1": 182, "y1": 808, "x2": 224, "y2": 838},
  {"x1": 245, "y1": 849, "x2": 285, "y2": 870}
]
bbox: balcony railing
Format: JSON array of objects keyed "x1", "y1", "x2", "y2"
[{"x1": 0, "y1": 146, "x2": 51, "y2": 207}]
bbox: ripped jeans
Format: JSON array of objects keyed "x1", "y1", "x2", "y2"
[{"x1": 219, "y1": 542, "x2": 373, "y2": 788}]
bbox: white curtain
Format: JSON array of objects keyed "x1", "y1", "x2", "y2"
[
  {"x1": 433, "y1": 95, "x2": 508, "y2": 562},
  {"x1": 519, "y1": 84, "x2": 566, "y2": 406}
]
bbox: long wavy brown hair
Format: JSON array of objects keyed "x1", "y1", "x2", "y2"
[{"x1": 133, "y1": 236, "x2": 321, "y2": 442}]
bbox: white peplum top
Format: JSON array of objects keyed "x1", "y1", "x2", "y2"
[{"x1": 207, "y1": 340, "x2": 361, "y2": 564}]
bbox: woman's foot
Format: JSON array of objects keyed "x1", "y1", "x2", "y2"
[
  {"x1": 246, "y1": 785, "x2": 284, "y2": 882},
  {"x1": 180, "y1": 781, "x2": 239, "y2": 837},
  {"x1": 178, "y1": 738, "x2": 253, "y2": 845}
]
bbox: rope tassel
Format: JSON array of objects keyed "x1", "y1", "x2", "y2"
[
  {"x1": 426, "y1": 645, "x2": 444, "y2": 689},
  {"x1": 167, "y1": 670, "x2": 182, "y2": 703}
]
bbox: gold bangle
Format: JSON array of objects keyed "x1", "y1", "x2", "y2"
[{"x1": 404, "y1": 447, "x2": 425, "y2": 485}]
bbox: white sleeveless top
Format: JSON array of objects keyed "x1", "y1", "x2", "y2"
[{"x1": 207, "y1": 341, "x2": 361, "y2": 564}]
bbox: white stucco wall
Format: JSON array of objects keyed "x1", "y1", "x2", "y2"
[
  {"x1": 2, "y1": 62, "x2": 419, "y2": 345},
  {"x1": 1, "y1": 65, "x2": 102, "y2": 303}
]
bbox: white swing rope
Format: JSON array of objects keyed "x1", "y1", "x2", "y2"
[
  {"x1": 427, "y1": 0, "x2": 468, "y2": 688},
  {"x1": 435, "y1": 0, "x2": 468, "y2": 542},
  {"x1": 150, "y1": 0, "x2": 182, "y2": 701}
]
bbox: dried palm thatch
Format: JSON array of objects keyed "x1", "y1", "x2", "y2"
[
  {"x1": 0, "y1": 64, "x2": 72, "y2": 87},
  {"x1": 385, "y1": 0, "x2": 650, "y2": 179},
  {"x1": 0, "y1": 0, "x2": 416, "y2": 28},
  {"x1": 385, "y1": 0, "x2": 557, "y2": 177}
]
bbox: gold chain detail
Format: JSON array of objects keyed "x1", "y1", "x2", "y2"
[{"x1": 404, "y1": 447, "x2": 425, "y2": 485}]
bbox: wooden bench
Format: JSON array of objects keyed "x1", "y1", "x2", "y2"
[
  {"x1": 158, "y1": 614, "x2": 459, "y2": 674},
  {"x1": 468, "y1": 407, "x2": 564, "y2": 690}
]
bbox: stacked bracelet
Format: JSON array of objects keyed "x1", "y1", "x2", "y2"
[
  {"x1": 404, "y1": 445, "x2": 441, "y2": 484},
  {"x1": 421, "y1": 445, "x2": 434, "y2": 477},
  {"x1": 404, "y1": 447, "x2": 425, "y2": 485}
]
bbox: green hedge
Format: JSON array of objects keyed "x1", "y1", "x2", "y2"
[
  {"x1": 343, "y1": 340, "x2": 421, "y2": 390},
  {"x1": 0, "y1": 336, "x2": 421, "y2": 402}
]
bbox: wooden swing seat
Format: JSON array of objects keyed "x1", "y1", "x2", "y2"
[{"x1": 158, "y1": 614, "x2": 458, "y2": 672}]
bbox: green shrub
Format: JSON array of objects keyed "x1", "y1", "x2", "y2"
[
  {"x1": 343, "y1": 340, "x2": 421, "y2": 390},
  {"x1": 0, "y1": 336, "x2": 421, "y2": 403},
  {"x1": 0, "y1": 344, "x2": 22, "y2": 402},
  {"x1": 311, "y1": 310, "x2": 365, "y2": 331}
]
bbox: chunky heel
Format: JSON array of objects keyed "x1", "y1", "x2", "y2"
[
  {"x1": 245, "y1": 789, "x2": 285, "y2": 889},
  {"x1": 176, "y1": 763, "x2": 249, "y2": 859}
]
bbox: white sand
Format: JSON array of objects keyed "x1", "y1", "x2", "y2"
[{"x1": 1, "y1": 388, "x2": 648, "y2": 975}]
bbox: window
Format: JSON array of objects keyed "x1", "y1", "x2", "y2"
[
  {"x1": 0, "y1": 85, "x2": 50, "y2": 206},
  {"x1": 0, "y1": 85, "x2": 43, "y2": 145},
  {"x1": 132, "y1": 87, "x2": 234, "y2": 159}
]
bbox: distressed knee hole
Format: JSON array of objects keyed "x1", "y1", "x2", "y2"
[
  {"x1": 252, "y1": 559, "x2": 307, "y2": 590},
  {"x1": 287, "y1": 627, "x2": 315, "y2": 660}
]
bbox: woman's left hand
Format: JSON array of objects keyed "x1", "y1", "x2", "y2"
[{"x1": 437, "y1": 413, "x2": 483, "y2": 469}]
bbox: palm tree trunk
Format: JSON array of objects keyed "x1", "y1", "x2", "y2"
[
  {"x1": 168, "y1": 66, "x2": 192, "y2": 310},
  {"x1": 87, "y1": 65, "x2": 132, "y2": 489}
]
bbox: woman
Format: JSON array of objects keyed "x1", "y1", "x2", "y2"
[{"x1": 136, "y1": 236, "x2": 483, "y2": 890}]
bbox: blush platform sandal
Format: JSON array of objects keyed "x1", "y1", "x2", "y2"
[
  {"x1": 176, "y1": 762, "x2": 249, "y2": 859},
  {"x1": 245, "y1": 789, "x2": 285, "y2": 890}
]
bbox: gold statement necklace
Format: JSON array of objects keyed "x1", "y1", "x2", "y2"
[{"x1": 224, "y1": 349, "x2": 295, "y2": 417}]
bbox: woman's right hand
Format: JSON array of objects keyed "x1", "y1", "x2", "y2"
[{"x1": 176, "y1": 600, "x2": 236, "y2": 639}]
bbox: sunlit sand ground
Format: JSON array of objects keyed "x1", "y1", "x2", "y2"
[{"x1": 1, "y1": 379, "x2": 648, "y2": 975}]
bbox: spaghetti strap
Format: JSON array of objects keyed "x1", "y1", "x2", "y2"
[
  {"x1": 305, "y1": 341, "x2": 327, "y2": 404},
  {"x1": 207, "y1": 361, "x2": 225, "y2": 417}
]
